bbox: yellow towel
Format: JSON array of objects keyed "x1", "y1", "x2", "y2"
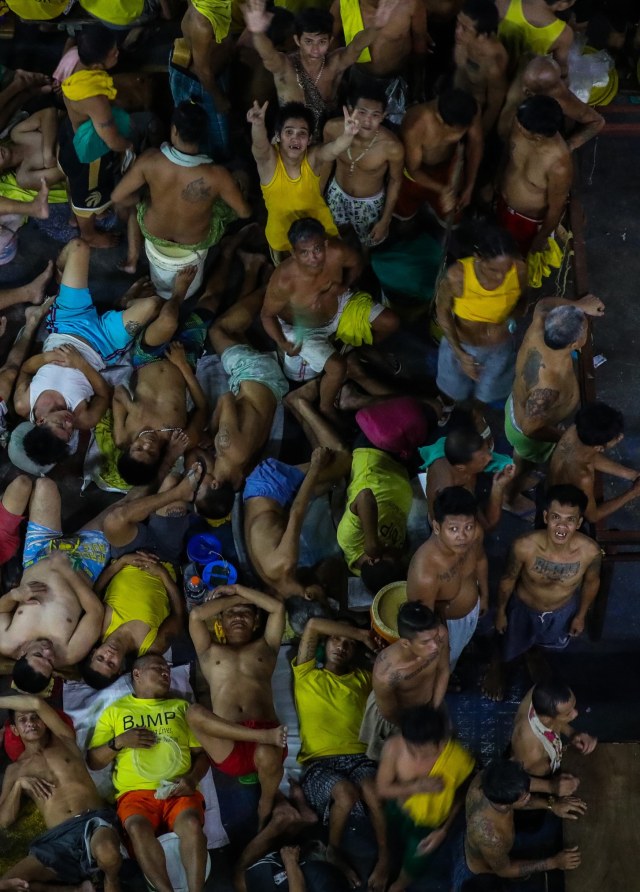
[
  {"x1": 192, "y1": 0, "x2": 232, "y2": 43},
  {"x1": 340, "y1": 0, "x2": 371, "y2": 63},
  {"x1": 0, "y1": 171, "x2": 67, "y2": 204},
  {"x1": 527, "y1": 235, "x2": 564, "y2": 288},
  {"x1": 336, "y1": 290, "x2": 375, "y2": 347},
  {"x1": 61, "y1": 69, "x2": 117, "y2": 102}
]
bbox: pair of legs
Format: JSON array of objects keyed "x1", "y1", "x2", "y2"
[
  {"x1": 186, "y1": 703, "x2": 287, "y2": 829},
  {"x1": 2, "y1": 825, "x2": 122, "y2": 892},
  {"x1": 124, "y1": 808, "x2": 206, "y2": 892}
]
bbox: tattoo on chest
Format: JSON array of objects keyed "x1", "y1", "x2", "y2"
[
  {"x1": 215, "y1": 425, "x2": 231, "y2": 451},
  {"x1": 532, "y1": 556, "x2": 580, "y2": 581},
  {"x1": 181, "y1": 177, "x2": 212, "y2": 203},
  {"x1": 437, "y1": 555, "x2": 466, "y2": 582},
  {"x1": 390, "y1": 655, "x2": 437, "y2": 684},
  {"x1": 522, "y1": 348, "x2": 543, "y2": 390}
]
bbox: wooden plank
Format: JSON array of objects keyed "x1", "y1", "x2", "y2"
[{"x1": 563, "y1": 743, "x2": 640, "y2": 891}]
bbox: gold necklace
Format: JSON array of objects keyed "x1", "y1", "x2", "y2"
[{"x1": 346, "y1": 131, "x2": 379, "y2": 175}]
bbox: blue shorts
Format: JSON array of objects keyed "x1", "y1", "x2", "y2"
[
  {"x1": 502, "y1": 591, "x2": 579, "y2": 663},
  {"x1": 243, "y1": 459, "x2": 305, "y2": 508},
  {"x1": 437, "y1": 337, "x2": 515, "y2": 404},
  {"x1": 169, "y1": 58, "x2": 229, "y2": 162},
  {"x1": 23, "y1": 522, "x2": 110, "y2": 583},
  {"x1": 46, "y1": 284, "x2": 131, "y2": 365}
]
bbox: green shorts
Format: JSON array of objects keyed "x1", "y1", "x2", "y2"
[
  {"x1": 385, "y1": 800, "x2": 438, "y2": 879},
  {"x1": 504, "y1": 395, "x2": 556, "y2": 464}
]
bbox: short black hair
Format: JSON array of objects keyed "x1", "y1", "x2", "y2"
[
  {"x1": 400, "y1": 705, "x2": 448, "y2": 745},
  {"x1": 275, "y1": 102, "x2": 315, "y2": 136},
  {"x1": 361, "y1": 557, "x2": 405, "y2": 595},
  {"x1": 23, "y1": 426, "x2": 70, "y2": 465},
  {"x1": 481, "y1": 759, "x2": 530, "y2": 805},
  {"x1": 516, "y1": 95, "x2": 564, "y2": 137},
  {"x1": 575, "y1": 402, "x2": 624, "y2": 447},
  {"x1": 433, "y1": 485, "x2": 478, "y2": 524},
  {"x1": 295, "y1": 8, "x2": 334, "y2": 37},
  {"x1": 531, "y1": 679, "x2": 574, "y2": 717},
  {"x1": 397, "y1": 601, "x2": 438, "y2": 639},
  {"x1": 437, "y1": 89, "x2": 478, "y2": 128},
  {"x1": 543, "y1": 305, "x2": 586, "y2": 350},
  {"x1": 544, "y1": 484, "x2": 587, "y2": 516},
  {"x1": 79, "y1": 652, "x2": 120, "y2": 690},
  {"x1": 462, "y1": 0, "x2": 499, "y2": 35},
  {"x1": 286, "y1": 595, "x2": 331, "y2": 636},
  {"x1": 12, "y1": 656, "x2": 51, "y2": 693},
  {"x1": 444, "y1": 427, "x2": 485, "y2": 466},
  {"x1": 77, "y1": 24, "x2": 117, "y2": 66},
  {"x1": 196, "y1": 480, "x2": 236, "y2": 520},
  {"x1": 348, "y1": 82, "x2": 387, "y2": 110},
  {"x1": 172, "y1": 100, "x2": 209, "y2": 146},
  {"x1": 117, "y1": 449, "x2": 164, "y2": 486},
  {"x1": 288, "y1": 216, "x2": 326, "y2": 247},
  {"x1": 473, "y1": 223, "x2": 518, "y2": 259}
]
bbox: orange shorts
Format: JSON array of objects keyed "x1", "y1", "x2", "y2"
[{"x1": 117, "y1": 789, "x2": 205, "y2": 833}]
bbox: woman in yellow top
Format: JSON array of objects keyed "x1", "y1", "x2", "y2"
[
  {"x1": 80, "y1": 553, "x2": 184, "y2": 688},
  {"x1": 497, "y1": 0, "x2": 575, "y2": 76},
  {"x1": 435, "y1": 225, "x2": 527, "y2": 411}
]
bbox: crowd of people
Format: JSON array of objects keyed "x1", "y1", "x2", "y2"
[{"x1": 0, "y1": 0, "x2": 637, "y2": 889}]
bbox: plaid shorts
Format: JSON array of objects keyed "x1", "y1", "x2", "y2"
[{"x1": 301, "y1": 753, "x2": 376, "y2": 823}]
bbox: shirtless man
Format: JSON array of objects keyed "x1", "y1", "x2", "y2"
[
  {"x1": 244, "y1": 0, "x2": 400, "y2": 134},
  {"x1": 453, "y1": 0, "x2": 509, "y2": 134},
  {"x1": 549, "y1": 402, "x2": 640, "y2": 523},
  {"x1": 484, "y1": 485, "x2": 602, "y2": 700},
  {"x1": 112, "y1": 100, "x2": 251, "y2": 289},
  {"x1": 58, "y1": 25, "x2": 133, "y2": 247},
  {"x1": 497, "y1": 94, "x2": 572, "y2": 256},
  {"x1": 360, "y1": 601, "x2": 449, "y2": 760},
  {"x1": 510, "y1": 681, "x2": 597, "y2": 796},
  {"x1": 504, "y1": 294, "x2": 604, "y2": 503},
  {"x1": 407, "y1": 487, "x2": 488, "y2": 673},
  {"x1": 0, "y1": 694, "x2": 122, "y2": 892},
  {"x1": 497, "y1": 0, "x2": 575, "y2": 77},
  {"x1": 394, "y1": 89, "x2": 482, "y2": 224},
  {"x1": 498, "y1": 55, "x2": 604, "y2": 149},
  {"x1": 324, "y1": 82, "x2": 404, "y2": 246},
  {"x1": 187, "y1": 583, "x2": 288, "y2": 827},
  {"x1": 377, "y1": 705, "x2": 475, "y2": 892},
  {"x1": 0, "y1": 109, "x2": 63, "y2": 190},
  {"x1": 112, "y1": 267, "x2": 210, "y2": 486},
  {"x1": 455, "y1": 760, "x2": 581, "y2": 890},
  {"x1": 261, "y1": 216, "x2": 398, "y2": 417}
]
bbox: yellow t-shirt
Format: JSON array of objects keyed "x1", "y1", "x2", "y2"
[
  {"x1": 78, "y1": 0, "x2": 144, "y2": 26},
  {"x1": 498, "y1": 0, "x2": 566, "y2": 60},
  {"x1": 103, "y1": 564, "x2": 173, "y2": 656},
  {"x1": 293, "y1": 658, "x2": 371, "y2": 762},
  {"x1": 402, "y1": 739, "x2": 475, "y2": 827},
  {"x1": 337, "y1": 448, "x2": 413, "y2": 574},
  {"x1": 453, "y1": 257, "x2": 521, "y2": 325},
  {"x1": 89, "y1": 695, "x2": 200, "y2": 797},
  {"x1": 5, "y1": 0, "x2": 66, "y2": 20}
]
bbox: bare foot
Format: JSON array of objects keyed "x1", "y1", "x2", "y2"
[
  {"x1": 288, "y1": 777, "x2": 318, "y2": 824},
  {"x1": 173, "y1": 263, "x2": 199, "y2": 296},
  {"x1": 368, "y1": 857, "x2": 390, "y2": 892},
  {"x1": 23, "y1": 260, "x2": 54, "y2": 305},
  {"x1": 117, "y1": 258, "x2": 138, "y2": 275},
  {"x1": 24, "y1": 295, "x2": 53, "y2": 330},
  {"x1": 119, "y1": 276, "x2": 155, "y2": 308},
  {"x1": 28, "y1": 178, "x2": 49, "y2": 220},
  {"x1": 0, "y1": 880, "x2": 31, "y2": 892},
  {"x1": 175, "y1": 460, "x2": 206, "y2": 501},
  {"x1": 83, "y1": 230, "x2": 119, "y2": 249},
  {"x1": 326, "y1": 845, "x2": 361, "y2": 889},
  {"x1": 261, "y1": 724, "x2": 288, "y2": 748},
  {"x1": 164, "y1": 430, "x2": 190, "y2": 468},
  {"x1": 481, "y1": 660, "x2": 505, "y2": 702}
]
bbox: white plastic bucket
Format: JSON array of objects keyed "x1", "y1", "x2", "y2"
[
  {"x1": 144, "y1": 238, "x2": 207, "y2": 300},
  {"x1": 145, "y1": 832, "x2": 212, "y2": 892}
]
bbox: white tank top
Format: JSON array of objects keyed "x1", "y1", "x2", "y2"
[{"x1": 29, "y1": 334, "x2": 102, "y2": 421}]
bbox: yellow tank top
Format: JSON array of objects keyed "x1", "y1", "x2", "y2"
[
  {"x1": 6, "y1": 0, "x2": 66, "y2": 19},
  {"x1": 402, "y1": 739, "x2": 475, "y2": 827},
  {"x1": 453, "y1": 257, "x2": 521, "y2": 324},
  {"x1": 103, "y1": 565, "x2": 172, "y2": 655},
  {"x1": 261, "y1": 149, "x2": 338, "y2": 252},
  {"x1": 78, "y1": 0, "x2": 144, "y2": 26},
  {"x1": 498, "y1": 0, "x2": 566, "y2": 58}
]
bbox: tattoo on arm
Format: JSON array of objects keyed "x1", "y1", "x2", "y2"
[
  {"x1": 181, "y1": 177, "x2": 213, "y2": 203},
  {"x1": 525, "y1": 388, "x2": 559, "y2": 419},
  {"x1": 124, "y1": 320, "x2": 143, "y2": 335}
]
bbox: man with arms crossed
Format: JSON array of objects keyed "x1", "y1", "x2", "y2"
[
  {"x1": 484, "y1": 485, "x2": 602, "y2": 700},
  {"x1": 360, "y1": 601, "x2": 449, "y2": 761},
  {"x1": 0, "y1": 694, "x2": 122, "y2": 892},
  {"x1": 407, "y1": 487, "x2": 488, "y2": 673}
]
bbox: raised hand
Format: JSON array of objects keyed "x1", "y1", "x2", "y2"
[
  {"x1": 342, "y1": 105, "x2": 360, "y2": 139},
  {"x1": 242, "y1": 0, "x2": 273, "y2": 33},
  {"x1": 247, "y1": 99, "x2": 269, "y2": 126}
]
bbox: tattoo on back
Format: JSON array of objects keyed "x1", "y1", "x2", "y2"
[
  {"x1": 522, "y1": 348, "x2": 543, "y2": 390},
  {"x1": 532, "y1": 556, "x2": 580, "y2": 581},
  {"x1": 525, "y1": 388, "x2": 559, "y2": 418},
  {"x1": 181, "y1": 177, "x2": 213, "y2": 203}
]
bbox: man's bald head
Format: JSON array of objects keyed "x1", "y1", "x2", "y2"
[{"x1": 523, "y1": 56, "x2": 562, "y2": 95}]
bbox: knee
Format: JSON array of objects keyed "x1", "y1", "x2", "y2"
[
  {"x1": 174, "y1": 810, "x2": 205, "y2": 839},
  {"x1": 68, "y1": 237, "x2": 90, "y2": 253},
  {"x1": 324, "y1": 354, "x2": 347, "y2": 379},
  {"x1": 254, "y1": 743, "x2": 284, "y2": 773},
  {"x1": 331, "y1": 780, "x2": 360, "y2": 811},
  {"x1": 33, "y1": 476, "x2": 57, "y2": 500},
  {"x1": 93, "y1": 836, "x2": 122, "y2": 872},
  {"x1": 124, "y1": 814, "x2": 153, "y2": 843},
  {"x1": 5, "y1": 475, "x2": 33, "y2": 503}
]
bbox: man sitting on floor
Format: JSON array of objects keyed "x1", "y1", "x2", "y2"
[{"x1": 87, "y1": 654, "x2": 210, "y2": 892}]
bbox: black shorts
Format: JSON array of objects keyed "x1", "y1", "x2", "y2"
[
  {"x1": 58, "y1": 117, "x2": 119, "y2": 218},
  {"x1": 29, "y1": 808, "x2": 118, "y2": 884}
]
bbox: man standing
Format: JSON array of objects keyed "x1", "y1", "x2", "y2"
[
  {"x1": 88, "y1": 654, "x2": 209, "y2": 892},
  {"x1": 394, "y1": 89, "x2": 482, "y2": 224},
  {"x1": 454, "y1": 760, "x2": 582, "y2": 890},
  {"x1": 497, "y1": 95, "x2": 571, "y2": 257},
  {"x1": 0, "y1": 694, "x2": 122, "y2": 892},
  {"x1": 407, "y1": 487, "x2": 488, "y2": 672},
  {"x1": 293, "y1": 616, "x2": 389, "y2": 892},
  {"x1": 504, "y1": 294, "x2": 604, "y2": 504},
  {"x1": 324, "y1": 83, "x2": 404, "y2": 246},
  {"x1": 360, "y1": 602, "x2": 450, "y2": 760},
  {"x1": 484, "y1": 485, "x2": 602, "y2": 700},
  {"x1": 497, "y1": 0, "x2": 575, "y2": 77},
  {"x1": 186, "y1": 584, "x2": 288, "y2": 828}
]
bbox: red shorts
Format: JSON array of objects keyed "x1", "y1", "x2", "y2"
[
  {"x1": 394, "y1": 158, "x2": 458, "y2": 224},
  {"x1": 495, "y1": 193, "x2": 543, "y2": 257},
  {"x1": 212, "y1": 719, "x2": 287, "y2": 777},
  {"x1": 117, "y1": 789, "x2": 205, "y2": 832},
  {"x1": 0, "y1": 502, "x2": 24, "y2": 565}
]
